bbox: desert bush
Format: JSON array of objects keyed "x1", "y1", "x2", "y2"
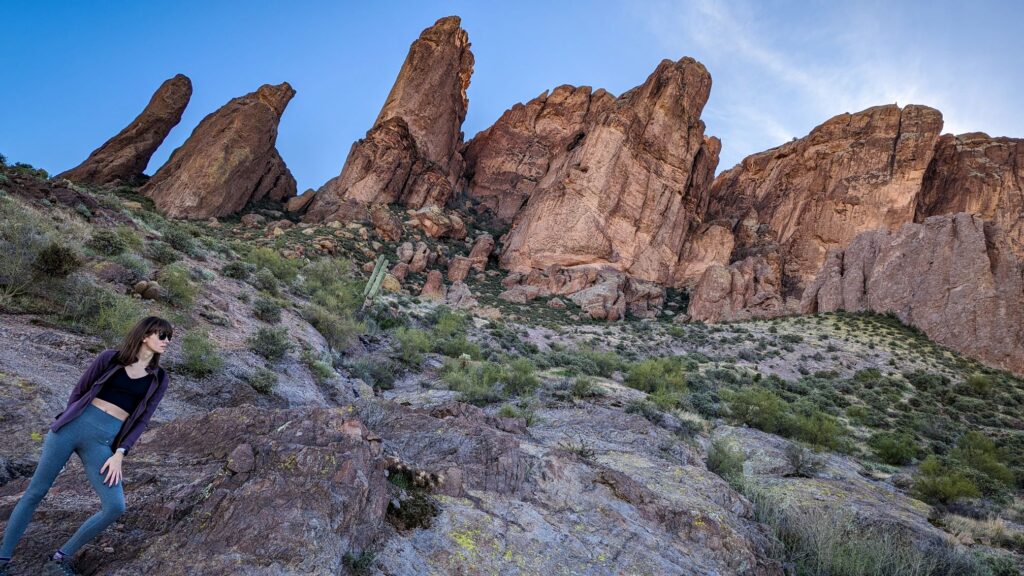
[
  {"x1": 395, "y1": 327, "x2": 432, "y2": 365},
  {"x1": 503, "y1": 357, "x2": 540, "y2": 396},
  {"x1": 161, "y1": 225, "x2": 198, "y2": 256},
  {"x1": 247, "y1": 326, "x2": 293, "y2": 362},
  {"x1": 86, "y1": 228, "x2": 129, "y2": 256},
  {"x1": 951, "y1": 431, "x2": 1016, "y2": 495},
  {"x1": 247, "y1": 366, "x2": 278, "y2": 394},
  {"x1": 178, "y1": 331, "x2": 224, "y2": 378},
  {"x1": 785, "y1": 443, "x2": 824, "y2": 477},
  {"x1": 624, "y1": 356, "x2": 687, "y2": 394},
  {"x1": 253, "y1": 296, "x2": 282, "y2": 324},
  {"x1": 302, "y1": 303, "x2": 364, "y2": 352},
  {"x1": 707, "y1": 438, "x2": 745, "y2": 484},
  {"x1": 727, "y1": 386, "x2": 789, "y2": 434},
  {"x1": 222, "y1": 261, "x2": 255, "y2": 280},
  {"x1": 300, "y1": 348, "x2": 335, "y2": 383},
  {"x1": 145, "y1": 240, "x2": 180, "y2": 264},
  {"x1": 247, "y1": 246, "x2": 300, "y2": 283},
  {"x1": 253, "y1": 267, "x2": 279, "y2": 295},
  {"x1": 440, "y1": 358, "x2": 508, "y2": 405},
  {"x1": 349, "y1": 356, "x2": 399, "y2": 391},
  {"x1": 912, "y1": 455, "x2": 981, "y2": 504},
  {"x1": 297, "y1": 258, "x2": 364, "y2": 349},
  {"x1": 570, "y1": 376, "x2": 602, "y2": 399},
  {"x1": 158, "y1": 263, "x2": 198, "y2": 307},
  {"x1": 32, "y1": 242, "x2": 81, "y2": 278},
  {"x1": 55, "y1": 279, "x2": 147, "y2": 345},
  {"x1": 111, "y1": 253, "x2": 150, "y2": 279},
  {"x1": 966, "y1": 372, "x2": 994, "y2": 396},
  {"x1": 870, "y1": 432, "x2": 919, "y2": 465}
]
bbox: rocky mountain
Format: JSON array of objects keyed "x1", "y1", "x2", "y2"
[
  {"x1": 140, "y1": 82, "x2": 297, "y2": 219},
  {"x1": 57, "y1": 74, "x2": 192, "y2": 186},
  {"x1": 302, "y1": 16, "x2": 474, "y2": 223}
]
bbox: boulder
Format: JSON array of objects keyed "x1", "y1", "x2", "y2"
[
  {"x1": 285, "y1": 190, "x2": 316, "y2": 214},
  {"x1": 447, "y1": 256, "x2": 472, "y2": 282},
  {"x1": 408, "y1": 241, "x2": 429, "y2": 273},
  {"x1": 58, "y1": 74, "x2": 192, "y2": 186},
  {"x1": 801, "y1": 213, "x2": 1024, "y2": 375},
  {"x1": 445, "y1": 281, "x2": 478, "y2": 309},
  {"x1": 418, "y1": 270, "x2": 446, "y2": 301},
  {"x1": 141, "y1": 83, "x2": 297, "y2": 219},
  {"x1": 396, "y1": 241, "x2": 415, "y2": 264},
  {"x1": 567, "y1": 271, "x2": 627, "y2": 321},
  {"x1": 304, "y1": 16, "x2": 474, "y2": 222},
  {"x1": 688, "y1": 255, "x2": 785, "y2": 323},
  {"x1": 370, "y1": 204, "x2": 403, "y2": 242},
  {"x1": 466, "y1": 233, "x2": 494, "y2": 272},
  {"x1": 409, "y1": 205, "x2": 466, "y2": 239}
]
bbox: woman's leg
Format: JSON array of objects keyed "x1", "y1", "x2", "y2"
[
  {"x1": 0, "y1": 427, "x2": 76, "y2": 558},
  {"x1": 55, "y1": 430, "x2": 125, "y2": 557}
]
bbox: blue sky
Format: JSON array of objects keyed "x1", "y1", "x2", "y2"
[{"x1": 3, "y1": 0, "x2": 1021, "y2": 192}]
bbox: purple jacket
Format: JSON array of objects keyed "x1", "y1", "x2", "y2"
[{"x1": 50, "y1": 348, "x2": 169, "y2": 456}]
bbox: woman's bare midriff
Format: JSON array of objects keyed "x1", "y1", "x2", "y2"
[{"x1": 90, "y1": 397, "x2": 130, "y2": 421}]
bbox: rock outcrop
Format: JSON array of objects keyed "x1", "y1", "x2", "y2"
[
  {"x1": 708, "y1": 104, "x2": 944, "y2": 295},
  {"x1": 688, "y1": 254, "x2": 785, "y2": 323},
  {"x1": 801, "y1": 213, "x2": 1024, "y2": 375},
  {"x1": 917, "y1": 132, "x2": 1023, "y2": 257},
  {"x1": 496, "y1": 58, "x2": 721, "y2": 289},
  {"x1": 140, "y1": 82, "x2": 297, "y2": 219},
  {"x1": 57, "y1": 74, "x2": 192, "y2": 186},
  {"x1": 304, "y1": 16, "x2": 473, "y2": 223},
  {"x1": 462, "y1": 85, "x2": 615, "y2": 222}
]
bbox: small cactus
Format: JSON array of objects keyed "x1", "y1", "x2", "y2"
[{"x1": 361, "y1": 255, "x2": 389, "y2": 310}]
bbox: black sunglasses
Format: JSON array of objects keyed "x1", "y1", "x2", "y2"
[{"x1": 154, "y1": 331, "x2": 172, "y2": 341}]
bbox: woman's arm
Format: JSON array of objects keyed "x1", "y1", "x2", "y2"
[
  {"x1": 117, "y1": 370, "x2": 168, "y2": 457},
  {"x1": 63, "y1": 349, "x2": 116, "y2": 411}
]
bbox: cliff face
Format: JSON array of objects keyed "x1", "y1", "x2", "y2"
[
  {"x1": 58, "y1": 74, "x2": 192, "y2": 186},
  {"x1": 495, "y1": 57, "x2": 721, "y2": 288},
  {"x1": 707, "y1": 104, "x2": 944, "y2": 295},
  {"x1": 917, "y1": 132, "x2": 1024, "y2": 258},
  {"x1": 140, "y1": 83, "x2": 297, "y2": 219},
  {"x1": 303, "y1": 16, "x2": 474, "y2": 223},
  {"x1": 801, "y1": 213, "x2": 1024, "y2": 376}
]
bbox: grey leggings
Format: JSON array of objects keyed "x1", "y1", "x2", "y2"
[{"x1": 0, "y1": 403, "x2": 126, "y2": 559}]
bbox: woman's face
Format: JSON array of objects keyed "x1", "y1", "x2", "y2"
[{"x1": 142, "y1": 330, "x2": 170, "y2": 355}]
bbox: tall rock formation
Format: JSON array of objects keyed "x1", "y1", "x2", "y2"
[
  {"x1": 801, "y1": 213, "x2": 1024, "y2": 376},
  {"x1": 462, "y1": 85, "x2": 615, "y2": 222},
  {"x1": 57, "y1": 74, "x2": 192, "y2": 186},
  {"x1": 497, "y1": 57, "x2": 722, "y2": 288},
  {"x1": 140, "y1": 82, "x2": 297, "y2": 219},
  {"x1": 708, "y1": 104, "x2": 943, "y2": 295},
  {"x1": 916, "y1": 132, "x2": 1023, "y2": 257},
  {"x1": 303, "y1": 16, "x2": 474, "y2": 223}
]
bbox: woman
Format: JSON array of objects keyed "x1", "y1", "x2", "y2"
[{"x1": 0, "y1": 316, "x2": 172, "y2": 576}]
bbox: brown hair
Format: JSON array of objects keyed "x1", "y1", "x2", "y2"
[{"x1": 115, "y1": 316, "x2": 173, "y2": 369}]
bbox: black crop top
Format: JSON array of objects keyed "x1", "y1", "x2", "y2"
[{"x1": 95, "y1": 366, "x2": 150, "y2": 414}]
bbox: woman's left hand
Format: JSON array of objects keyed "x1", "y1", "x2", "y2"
[{"x1": 100, "y1": 454, "x2": 123, "y2": 486}]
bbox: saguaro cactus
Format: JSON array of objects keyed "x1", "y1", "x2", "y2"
[{"x1": 362, "y1": 255, "x2": 389, "y2": 307}]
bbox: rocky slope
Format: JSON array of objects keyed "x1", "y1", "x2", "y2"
[
  {"x1": 801, "y1": 212, "x2": 1024, "y2": 376},
  {"x1": 140, "y1": 82, "x2": 297, "y2": 219},
  {"x1": 57, "y1": 74, "x2": 192, "y2": 187},
  {"x1": 303, "y1": 16, "x2": 474, "y2": 223}
]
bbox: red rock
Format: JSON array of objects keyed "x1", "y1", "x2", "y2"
[
  {"x1": 370, "y1": 203, "x2": 403, "y2": 242},
  {"x1": 445, "y1": 281, "x2": 478, "y2": 309},
  {"x1": 390, "y1": 262, "x2": 410, "y2": 282},
  {"x1": 141, "y1": 82, "x2": 297, "y2": 219},
  {"x1": 408, "y1": 242, "x2": 429, "y2": 273},
  {"x1": 285, "y1": 190, "x2": 316, "y2": 214},
  {"x1": 497, "y1": 58, "x2": 720, "y2": 289},
  {"x1": 419, "y1": 270, "x2": 446, "y2": 301},
  {"x1": 707, "y1": 104, "x2": 943, "y2": 293},
  {"x1": 467, "y1": 234, "x2": 494, "y2": 272},
  {"x1": 58, "y1": 74, "x2": 192, "y2": 186},
  {"x1": 917, "y1": 132, "x2": 1023, "y2": 257},
  {"x1": 447, "y1": 256, "x2": 472, "y2": 282},
  {"x1": 241, "y1": 213, "x2": 266, "y2": 228},
  {"x1": 409, "y1": 205, "x2": 465, "y2": 239},
  {"x1": 304, "y1": 16, "x2": 474, "y2": 222},
  {"x1": 396, "y1": 241, "x2": 415, "y2": 264},
  {"x1": 688, "y1": 255, "x2": 785, "y2": 323},
  {"x1": 567, "y1": 270, "x2": 627, "y2": 321}
]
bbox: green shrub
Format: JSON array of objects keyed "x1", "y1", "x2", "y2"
[
  {"x1": 302, "y1": 303, "x2": 364, "y2": 351},
  {"x1": 253, "y1": 267, "x2": 279, "y2": 295},
  {"x1": 624, "y1": 356, "x2": 687, "y2": 394},
  {"x1": 253, "y1": 296, "x2": 282, "y2": 324},
  {"x1": 32, "y1": 242, "x2": 81, "y2": 278},
  {"x1": 146, "y1": 241, "x2": 180, "y2": 264},
  {"x1": 247, "y1": 246, "x2": 300, "y2": 283},
  {"x1": 349, "y1": 357, "x2": 398, "y2": 390},
  {"x1": 912, "y1": 455, "x2": 980, "y2": 504},
  {"x1": 86, "y1": 228, "x2": 129, "y2": 256},
  {"x1": 55, "y1": 280, "x2": 147, "y2": 345},
  {"x1": 300, "y1": 348, "x2": 335, "y2": 383},
  {"x1": 297, "y1": 258, "x2": 364, "y2": 349},
  {"x1": 440, "y1": 359, "x2": 508, "y2": 406},
  {"x1": 158, "y1": 263, "x2": 198, "y2": 307},
  {"x1": 395, "y1": 327, "x2": 432, "y2": 365},
  {"x1": 625, "y1": 399, "x2": 663, "y2": 425},
  {"x1": 247, "y1": 326, "x2": 293, "y2": 362},
  {"x1": 727, "y1": 386, "x2": 789, "y2": 434},
  {"x1": 161, "y1": 226, "x2": 197, "y2": 256},
  {"x1": 870, "y1": 432, "x2": 919, "y2": 465},
  {"x1": 707, "y1": 439, "x2": 745, "y2": 484},
  {"x1": 222, "y1": 261, "x2": 255, "y2": 280},
  {"x1": 788, "y1": 409, "x2": 844, "y2": 449},
  {"x1": 247, "y1": 366, "x2": 278, "y2": 394},
  {"x1": 785, "y1": 443, "x2": 824, "y2": 477},
  {"x1": 951, "y1": 431, "x2": 1015, "y2": 491},
  {"x1": 504, "y1": 358, "x2": 540, "y2": 396},
  {"x1": 178, "y1": 331, "x2": 224, "y2": 378},
  {"x1": 965, "y1": 372, "x2": 994, "y2": 396},
  {"x1": 111, "y1": 253, "x2": 150, "y2": 279},
  {"x1": 570, "y1": 376, "x2": 602, "y2": 399}
]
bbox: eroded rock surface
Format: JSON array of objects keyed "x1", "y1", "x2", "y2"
[
  {"x1": 708, "y1": 104, "x2": 943, "y2": 294},
  {"x1": 801, "y1": 213, "x2": 1024, "y2": 375},
  {"x1": 917, "y1": 132, "x2": 1024, "y2": 257},
  {"x1": 140, "y1": 82, "x2": 297, "y2": 219},
  {"x1": 58, "y1": 74, "x2": 192, "y2": 186},
  {"x1": 304, "y1": 16, "x2": 473, "y2": 222},
  {"x1": 688, "y1": 254, "x2": 785, "y2": 323}
]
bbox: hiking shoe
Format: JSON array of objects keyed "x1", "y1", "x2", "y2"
[
  {"x1": 0, "y1": 562, "x2": 10, "y2": 576},
  {"x1": 47, "y1": 557, "x2": 79, "y2": 576}
]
